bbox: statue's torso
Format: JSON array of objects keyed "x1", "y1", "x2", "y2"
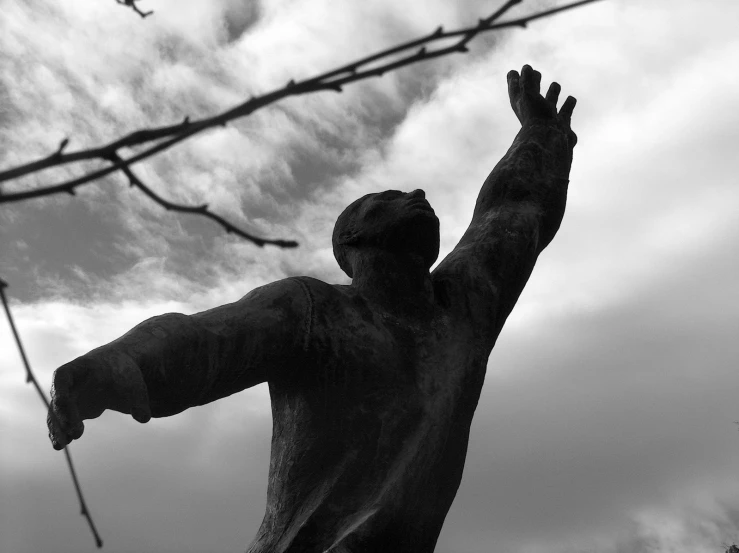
[{"x1": 248, "y1": 277, "x2": 494, "y2": 553}]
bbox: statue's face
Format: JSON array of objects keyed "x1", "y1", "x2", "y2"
[{"x1": 350, "y1": 189, "x2": 440, "y2": 270}]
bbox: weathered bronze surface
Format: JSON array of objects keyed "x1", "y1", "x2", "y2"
[{"x1": 48, "y1": 65, "x2": 577, "y2": 552}]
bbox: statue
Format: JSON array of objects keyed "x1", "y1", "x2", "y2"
[{"x1": 47, "y1": 65, "x2": 577, "y2": 553}]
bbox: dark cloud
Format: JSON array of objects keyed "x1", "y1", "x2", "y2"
[
  {"x1": 0, "y1": 193, "x2": 132, "y2": 302},
  {"x1": 221, "y1": 0, "x2": 262, "y2": 45}
]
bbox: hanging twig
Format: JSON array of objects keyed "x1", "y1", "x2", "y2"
[
  {"x1": 0, "y1": 0, "x2": 603, "y2": 205},
  {"x1": 115, "y1": 0, "x2": 153, "y2": 19},
  {"x1": 106, "y1": 151, "x2": 298, "y2": 248},
  {"x1": 0, "y1": 278, "x2": 104, "y2": 548}
]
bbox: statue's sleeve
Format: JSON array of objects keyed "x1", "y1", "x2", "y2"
[
  {"x1": 92, "y1": 278, "x2": 309, "y2": 417},
  {"x1": 432, "y1": 121, "x2": 573, "y2": 332}
]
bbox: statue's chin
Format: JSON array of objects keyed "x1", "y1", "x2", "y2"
[
  {"x1": 355, "y1": 210, "x2": 440, "y2": 269},
  {"x1": 392, "y1": 218, "x2": 440, "y2": 269}
]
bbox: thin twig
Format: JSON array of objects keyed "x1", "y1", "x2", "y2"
[
  {"x1": 106, "y1": 152, "x2": 298, "y2": 248},
  {"x1": 0, "y1": 0, "x2": 603, "y2": 203},
  {"x1": 0, "y1": 278, "x2": 104, "y2": 548},
  {"x1": 115, "y1": 0, "x2": 153, "y2": 18}
]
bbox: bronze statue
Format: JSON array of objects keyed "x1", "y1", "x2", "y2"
[{"x1": 48, "y1": 65, "x2": 577, "y2": 553}]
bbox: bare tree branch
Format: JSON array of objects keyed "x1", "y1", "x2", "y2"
[
  {"x1": 116, "y1": 0, "x2": 153, "y2": 19},
  {"x1": 0, "y1": 278, "x2": 104, "y2": 549},
  {"x1": 107, "y1": 152, "x2": 299, "y2": 248},
  {"x1": 0, "y1": 0, "x2": 603, "y2": 206}
]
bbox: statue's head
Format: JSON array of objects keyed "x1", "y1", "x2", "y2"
[{"x1": 332, "y1": 189, "x2": 440, "y2": 278}]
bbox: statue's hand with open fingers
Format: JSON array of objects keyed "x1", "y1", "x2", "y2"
[
  {"x1": 507, "y1": 64, "x2": 577, "y2": 149},
  {"x1": 47, "y1": 351, "x2": 151, "y2": 450}
]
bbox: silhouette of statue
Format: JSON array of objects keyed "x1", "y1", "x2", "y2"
[{"x1": 48, "y1": 65, "x2": 577, "y2": 553}]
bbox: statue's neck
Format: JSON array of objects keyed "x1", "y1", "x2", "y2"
[{"x1": 350, "y1": 249, "x2": 434, "y2": 317}]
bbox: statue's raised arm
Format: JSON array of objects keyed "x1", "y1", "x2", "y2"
[
  {"x1": 47, "y1": 279, "x2": 309, "y2": 450},
  {"x1": 433, "y1": 64, "x2": 577, "y2": 335}
]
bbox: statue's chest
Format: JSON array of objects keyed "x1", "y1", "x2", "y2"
[{"x1": 308, "y1": 305, "x2": 482, "y2": 418}]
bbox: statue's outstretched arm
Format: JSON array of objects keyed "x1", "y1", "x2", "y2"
[
  {"x1": 47, "y1": 279, "x2": 308, "y2": 450},
  {"x1": 434, "y1": 65, "x2": 577, "y2": 329}
]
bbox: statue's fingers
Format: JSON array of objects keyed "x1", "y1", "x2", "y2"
[
  {"x1": 559, "y1": 95, "x2": 577, "y2": 123},
  {"x1": 569, "y1": 129, "x2": 578, "y2": 148},
  {"x1": 68, "y1": 418, "x2": 85, "y2": 440},
  {"x1": 114, "y1": 357, "x2": 152, "y2": 423},
  {"x1": 507, "y1": 70, "x2": 522, "y2": 122},
  {"x1": 48, "y1": 409, "x2": 65, "y2": 450},
  {"x1": 48, "y1": 404, "x2": 75, "y2": 450},
  {"x1": 507, "y1": 70, "x2": 520, "y2": 99},
  {"x1": 49, "y1": 396, "x2": 84, "y2": 447},
  {"x1": 521, "y1": 65, "x2": 541, "y2": 95},
  {"x1": 49, "y1": 369, "x2": 84, "y2": 447},
  {"x1": 545, "y1": 82, "x2": 561, "y2": 106},
  {"x1": 130, "y1": 384, "x2": 152, "y2": 424}
]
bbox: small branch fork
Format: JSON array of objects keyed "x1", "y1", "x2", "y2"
[
  {"x1": 0, "y1": 279, "x2": 104, "y2": 548},
  {"x1": 116, "y1": 0, "x2": 153, "y2": 18},
  {"x1": 0, "y1": 0, "x2": 602, "y2": 246},
  {"x1": 107, "y1": 152, "x2": 298, "y2": 247}
]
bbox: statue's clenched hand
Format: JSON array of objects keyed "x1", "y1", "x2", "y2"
[
  {"x1": 47, "y1": 351, "x2": 151, "y2": 450},
  {"x1": 507, "y1": 64, "x2": 577, "y2": 147}
]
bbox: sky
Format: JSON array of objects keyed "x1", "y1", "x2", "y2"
[{"x1": 2, "y1": 0, "x2": 739, "y2": 552}]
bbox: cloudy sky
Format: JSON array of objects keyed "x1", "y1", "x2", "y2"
[{"x1": 2, "y1": 0, "x2": 739, "y2": 551}]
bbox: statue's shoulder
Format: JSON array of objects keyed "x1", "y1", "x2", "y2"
[
  {"x1": 278, "y1": 276, "x2": 362, "y2": 318},
  {"x1": 281, "y1": 275, "x2": 348, "y2": 306}
]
